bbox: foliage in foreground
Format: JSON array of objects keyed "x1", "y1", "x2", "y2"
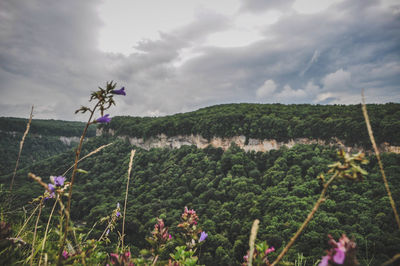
[{"x1": 0, "y1": 82, "x2": 399, "y2": 265}]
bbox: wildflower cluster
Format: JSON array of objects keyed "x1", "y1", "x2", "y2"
[
  {"x1": 242, "y1": 241, "x2": 275, "y2": 266},
  {"x1": 99, "y1": 202, "x2": 122, "y2": 242},
  {"x1": 178, "y1": 206, "x2": 202, "y2": 248},
  {"x1": 110, "y1": 251, "x2": 133, "y2": 266},
  {"x1": 319, "y1": 234, "x2": 358, "y2": 266},
  {"x1": 45, "y1": 175, "x2": 66, "y2": 199},
  {"x1": 147, "y1": 218, "x2": 172, "y2": 254}
]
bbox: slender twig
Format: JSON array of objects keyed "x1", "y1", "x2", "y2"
[
  {"x1": 361, "y1": 92, "x2": 400, "y2": 230},
  {"x1": 248, "y1": 219, "x2": 260, "y2": 266},
  {"x1": 30, "y1": 198, "x2": 43, "y2": 266},
  {"x1": 10, "y1": 105, "x2": 34, "y2": 193},
  {"x1": 271, "y1": 173, "x2": 338, "y2": 266},
  {"x1": 121, "y1": 150, "x2": 136, "y2": 248}
]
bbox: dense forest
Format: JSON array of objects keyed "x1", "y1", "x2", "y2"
[
  {"x1": 2, "y1": 136, "x2": 400, "y2": 265},
  {"x1": 100, "y1": 103, "x2": 400, "y2": 146},
  {"x1": 1, "y1": 103, "x2": 400, "y2": 265}
]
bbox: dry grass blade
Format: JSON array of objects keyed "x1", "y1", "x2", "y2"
[
  {"x1": 16, "y1": 203, "x2": 40, "y2": 238},
  {"x1": 382, "y1": 253, "x2": 400, "y2": 266},
  {"x1": 122, "y1": 149, "x2": 136, "y2": 248},
  {"x1": 361, "y1": 91, "x2": 400, "y2": 230},
  {"x1": 10, "y1": 105, "x2": 34, "y2": 192},
  {"x1": 248, "y1": 219, "x2": 259, "y2": 266},
  {"x1": 62, "y1": 142, "x2": 114, "y2": 176},
  {"x1": 30, "y1": 199, "x2": 43, "y2": 266}
]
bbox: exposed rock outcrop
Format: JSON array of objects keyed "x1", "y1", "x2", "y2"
[{"x1": 97, "y1": 128, "x2": 400, "y2": 154}]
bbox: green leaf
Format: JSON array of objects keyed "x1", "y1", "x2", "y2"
[{"x1": 77, "y1": 169, "x2": 88, "y2": 174}]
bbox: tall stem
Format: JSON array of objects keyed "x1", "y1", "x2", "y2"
[
  {"x1": 121, "y1": 150, "x2": 136, "y2": 248},
  {"x1": 271, "y1": 173, "x2": 337, "y2": 266},
  {"x1": 10, "y1": 105, "x2": 34, "y2": 193},
  {"x1": 57, "y1": 103, "x2": 99, "y2": 265},
  {"x1": 361, "y1": 93, "x2": 400, "y2": 230}
]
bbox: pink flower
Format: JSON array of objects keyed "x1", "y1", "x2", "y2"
[
  {"x1": 265, "y1": 246, "x2": 275, "y2": 255},
  {"x1": 62, "y1": 250, "x2": 69, "y2": 259},
  {"x1": 333, "y1": 248, "x2": 345, "y2": 264},
  {"x1": 319, "y1": 255, "x2": 329, "y2": 266}
]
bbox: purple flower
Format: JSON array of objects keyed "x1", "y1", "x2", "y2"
[
  {"x1": 106, "y1": 229, "x2": 110, "y2": 235},
  {"x1": 117, "y1": 202, "x2": 120, "y2": 209},
  {"x1": 54, "y1": 176, "x2": 65, "y2": 186},
  {"x1": 199, "y1": 231, "x2": 208, "y2": 242},
  {"x1": 48, "y1": 183, "x2": 55, "y2": 193},
  {"x1": 96, "y1": 114, "x2": 111, "y2": 123},
  {"x1": 116, "y1": 211, "x2": 121, "y2": 217},
  {"x1": 111, "y1": 87, "x2": 126, "y2": 95}
]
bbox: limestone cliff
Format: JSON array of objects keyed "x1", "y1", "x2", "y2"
[{"x1": 96, "y1": 128, "x2": 400, "y2": 153}]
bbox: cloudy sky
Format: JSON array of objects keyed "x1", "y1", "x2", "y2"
[{"x1": 1, "y1": 0, "x2": 399, "y2": 120}]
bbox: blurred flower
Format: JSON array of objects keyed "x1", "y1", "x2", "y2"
[
  {"x1": 117, "y1": 202, "x2": 120, "y2": 209},
  {"x1": 319, "y1": 234, "x2": 358, "y2": 266},
  {"x1": 96, "y1": 114, "x2": 111, "y2": 123},
  {"x1": 265, "y1": 246, "x2": 275, "y2": 255},
  {"x1": 48, "y1": 183, "x2": 55, "y2": 193},
  {"x1": 54, "y1": 176, "x2": 65, "y2": 186},
  {"x1": 116, "y1": 211, "x2": 121, "y2": 218},
  {"x1": 320, "y1": 256, "x2": 329, "y2": 266},
  {"x1": 106, "y1": 229, "x2": 110, "y2": 235},
  {"x1": 111, "y1": 87, "x2": 126, "y2": 95},
  {"x1": 199, "y1": 231, "x2": 208, "y2": 242},
  {"x1": 62, "y1": 250, "x2": 69, "y2": 259}
]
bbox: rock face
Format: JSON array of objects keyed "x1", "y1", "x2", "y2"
[
  {"x1": 59, "y1": 136, "x2": 80, "y2": 146},
  {"x1": 97, "y1": 128, "x2": 400, "y2": 154}
]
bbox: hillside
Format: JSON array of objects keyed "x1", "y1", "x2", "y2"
[
  {"x1": 2, "y1": 136, "x2": 400, "y2": 265},
  {"x1": 99, "y1": 103, "x2": 400, "y2": 147},
  {"x1": 1, "y1": 104, "x2": 400, "y2": 265},
  {"x1": 0, "y1": 117, "x2": 96, "y2": 175}
]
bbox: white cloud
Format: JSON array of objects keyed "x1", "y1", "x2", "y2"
[
  {"x1": 256, "y1": 80, "x2": 277, "y2": 98},
  {"x1": 322, "y1": 68, "x2": 351, "y2": 90}
]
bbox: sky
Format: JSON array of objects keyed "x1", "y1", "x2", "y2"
[{"x1": 0, "y1": 0, "x2": 399, "y2": 121}]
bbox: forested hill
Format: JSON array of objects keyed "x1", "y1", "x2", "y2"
[
  {"x1": 0, "y1": 117, "x2": 96, "y2": 137},
  {"x1": 99, "y1": 103, "x2": 400, "y2": 147},
  {"x1": 0, "y1": 117, "x2": 96, "y2": 176}
]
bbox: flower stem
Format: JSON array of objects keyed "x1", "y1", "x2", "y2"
[
  {"x1": 57, "y1": 103, "x2": 99, "y2": 265},
  {"x1": 10, "y1": 105, "x2": 33, "y2": 194},
  {"x1": 121, "y1": 150, "x2": 136, "y2": 248},
  {"x1": 361, "y1": 92, "x2": 400, "y2": 230},
  {"x1": 271, "y1": 172, "x2": 338, "y2": 266}
]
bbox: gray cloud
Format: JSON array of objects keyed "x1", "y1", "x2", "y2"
[
  {"x1": 239, "y1": 0, "x2": 295, "y2": 13},
  {"x1": 0, "y1": 0, "x2": 399, "y2": 121}
]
